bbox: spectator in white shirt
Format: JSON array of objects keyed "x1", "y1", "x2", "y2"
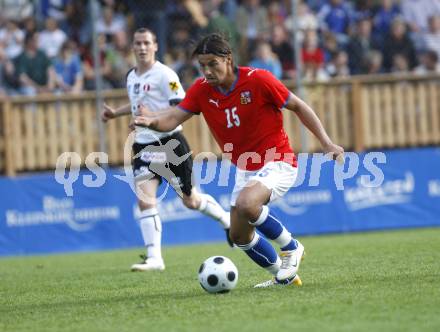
[
  {"x1": 95, "y1": 5, "x2": 126, "y2": 41},
  {"x1": 38, "y1": 17, "x2": 67, "y2": 58},
  {"x1": 0, "y1": 20, "x2": 24, "y2": 59},
  {"x1": 285, "y1": 1, "x2": 319, "y2": 44},
  {"x1": 414, "y1": 50, "x2": 440, "y2": 74},
  {"x1": 401, "y1": 0, "x2": 440, "y2": 33},
  {"x1": 0, "y1": 0, "x2": 34, "y2": 21},
  {"x1": 423, "y1": 15, "x2": 440, "y2": 60}
]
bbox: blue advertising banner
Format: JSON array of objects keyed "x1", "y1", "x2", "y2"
[{"x1": 1, "y1": 148, "x2": 439, "y2": 256}]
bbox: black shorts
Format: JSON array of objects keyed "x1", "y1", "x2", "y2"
[{"x1": 132, "y1": 132, "x2": 193, "y2": 196}]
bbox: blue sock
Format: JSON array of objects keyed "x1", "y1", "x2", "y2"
[
  {"x1": 251, "y1": 206, "x2": 298, "y2": 251},
  {"x1": 237, "y1": 233, "x2": 280, "y2": 275},
  {"x1": 281, "y1": 238, "x2": 298, "y2": 251}
]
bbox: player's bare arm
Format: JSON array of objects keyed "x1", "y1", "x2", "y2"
[
  {"x1": 101, "y1": 103, "x2": 131, "y2": 122},
  {"x1": 285, "y1": 92, "x2": 344, "y2": 160},
  {"x1": 133, "y1": 104, "x2": 193, "y2": 132}
]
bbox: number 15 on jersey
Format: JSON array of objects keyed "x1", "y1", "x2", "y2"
[{"x1": 224, "y1": 107, "x2": 240, "y2": 128}]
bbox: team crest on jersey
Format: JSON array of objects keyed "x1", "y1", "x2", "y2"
[
  {"x1": 240, "y1": 91, "x2": 252, "y2": 104},
  {"x1": 134, "y1": 83, "x2": 140, "y2": 94},
  {"x1": 169, "y1": 81, "x2": 179, "y2": 92}
]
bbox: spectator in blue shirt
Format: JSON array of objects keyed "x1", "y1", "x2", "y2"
[
  {"x1": 373, "y1": 0, "x2": 400, "y2": 43},
  {"x1": 318, "y1": 0, "x2": 353, "y2": 45},
  {"x1": 248, "y1": 40, "x2": 282, "y2": 79},
  {"x1": 306, "y1": 0, "x2": 328, "y2": 12},
  {"x1": 37, "y1": 0, "x2": 70, "y2": 33},
  {"x1": 53, "y1": 40, "x2": 83, "y2": 93}
]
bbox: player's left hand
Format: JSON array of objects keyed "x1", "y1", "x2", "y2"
[{"x1": 323, "y1": 142, "x2": 345, "y2": 164}]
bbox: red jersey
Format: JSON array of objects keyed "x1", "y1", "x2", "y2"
[{"x1": 178, "y1": 67, "x2": 297, "y2": 171}]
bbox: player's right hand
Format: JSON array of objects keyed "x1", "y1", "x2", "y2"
[
  {"x1": 101, "y1": 103, "x2": 116, "y2": 122},
  {"x1": 323, "y1": 142, "x2": 345, "y2": 165}
]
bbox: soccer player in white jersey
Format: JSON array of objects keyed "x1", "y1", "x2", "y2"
[{"x1": 101, "y1": 28, "x2": 231, "y2": 272}]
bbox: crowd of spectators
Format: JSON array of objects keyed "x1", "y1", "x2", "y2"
[{"x1": 1, "y1": 0, "x2": 440, "y2": 96}]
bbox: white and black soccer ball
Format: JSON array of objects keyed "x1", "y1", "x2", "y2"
[{"x1": 198, "y1": 256, "x2": 238, "y2": 294}]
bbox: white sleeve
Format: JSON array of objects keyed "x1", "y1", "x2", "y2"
[{"x1": 160, "y1": 67, "x2": 186, "y2": 103}]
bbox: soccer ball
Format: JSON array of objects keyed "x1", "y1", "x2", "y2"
[{"x1": 198, "y1": 256, "x2": 238, "y2": 294}]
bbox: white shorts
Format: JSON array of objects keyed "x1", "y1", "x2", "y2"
[{"x1": 230, "y1": 161, "x2": 298, "y2": 207}]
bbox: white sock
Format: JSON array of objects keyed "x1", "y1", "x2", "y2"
[
  {"x1": 198, "y1": 193, "x2": 230, "y2": 229},
  {"x1": 139, "y1": 208, "x2": 162, "y2": 260},
  {"x1": 267, "y1": 258, "x2": 282, "y2": 276}
]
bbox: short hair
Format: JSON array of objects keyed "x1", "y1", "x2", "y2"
[
  {"x1": 192, "y1": 33, "x2": 232, "y2": 57},
  {"x1": 134, "y1": 27, "x2": 157, "y2": 42}
]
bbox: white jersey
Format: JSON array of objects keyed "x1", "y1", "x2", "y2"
[{"x1": 126, "y1": 61, "x2": 185, "y2": 144}]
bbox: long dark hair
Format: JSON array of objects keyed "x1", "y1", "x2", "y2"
[{"x1": 192, "y1": 33, "x2": 232, "y2": 58}]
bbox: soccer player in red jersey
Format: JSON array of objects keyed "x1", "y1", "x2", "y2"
[{"x1": 134, "y1": 33, "x2": 344, "y2": 287}]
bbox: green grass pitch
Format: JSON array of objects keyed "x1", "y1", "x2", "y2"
[{"x1": 1, "y1": 228, "x2": 439, "y2": 332}]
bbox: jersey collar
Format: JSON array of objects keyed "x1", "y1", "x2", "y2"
[
  {"x1": 216, "y1": 69, "x2": 240, "y2": 96},
  {"x1": 135, "y1": 61, "x2": 157, "y2": 77}
]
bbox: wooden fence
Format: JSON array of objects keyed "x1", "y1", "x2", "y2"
[{"x1": 0, "y1": 73, "x2": 439, "y2": 176}]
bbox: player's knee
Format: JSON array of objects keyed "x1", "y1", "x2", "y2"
[
  {"x1": 229, "y1": 228, "x2": 253, "y2": 245},
  {"x1": 234, "y1": 196, "x2": 261, "y2": 220},
  {"x1": 228, "y1": 229, "x2": 241, "y2": 244}
]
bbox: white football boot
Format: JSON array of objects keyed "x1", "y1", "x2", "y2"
[
  {"x1": 254, "y1": 274, "x2": 302, "y2": 288},
  {"x1": 276, "y1": 241, "x2": 305, "y2": 281},
  {"x1": 131, "y1": 255, "x2": 165, "y2": 272}
]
